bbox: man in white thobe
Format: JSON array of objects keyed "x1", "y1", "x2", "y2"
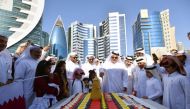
[
  {"x1": 0, "y1": 35, "x2": 12, "y2": 84},
  {"x1": 14, "y1": 45, "x2": 42, "y2": 108},
  {"x1": 99, "y1": 51, "x2": 128, "y2": 93},
  {"x1": 66, "y1": 52, "x2": 80, "y2": 96},
  {"x1": 124, "y1": 56, "x2": 134, "y2": 94},
  {"x1": 81, "y1": 55, "x2": 96, "y2": 78},
  {"x1": 160, "y1": 56, "x2": 190, "y2": 109},
  {"x1": 135, "y1": 48, "x2": 154, "y2": 66},
  {"x1": 66, "y1": 52, "x2": 80, "y2": 80},
  {"x1": 133, "y1": 57, "x2": 147, "y2": 98}
]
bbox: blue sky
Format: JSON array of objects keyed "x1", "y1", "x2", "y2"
[{"x1": 43, "y1": 0, "x2": 190, "y2": 55}]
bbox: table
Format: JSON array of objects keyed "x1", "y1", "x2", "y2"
[{"x1": 50, "y1": 93, "x2": 168, "y2": 109}]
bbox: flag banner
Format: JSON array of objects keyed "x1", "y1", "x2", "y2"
[{"x1": 0, "y1": 82, "x2": 25, "y2": 109}]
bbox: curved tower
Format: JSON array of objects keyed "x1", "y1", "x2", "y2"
[
  {"x1": 0, "y1": 0, "x2": 45, "y2": 52},
  {"x1": 49, "y1": 16, "x2": 68, "y2": 59}
]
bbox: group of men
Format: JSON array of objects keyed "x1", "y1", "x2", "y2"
[{"x1": 1, "y1": 33, "x2": 190, "y2": 109}]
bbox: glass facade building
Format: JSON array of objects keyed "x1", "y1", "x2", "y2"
[
  {"x1": 98, "y1": 12, "x2": 127, "y2": 60},
  {"x1": 8, "y1": 20, "x2": 43, "y2": 52},
  {"x1": 83, "y1": 39, "x2": 96, "y2": 62},
  {"x1": 119, "y1": 15, "x2": 127, "y2": 56},
  {"x1": 41, "y1": 31, "x2": 49, "y2": 47},
  {"x1": 97, "y1": 35, "x2": 110, "y2": 61},
  {"x1": 68, "y1": 21, "x2": 96, "y2": 62},
  {"x1": 133, "y1": 9, "x2": 164, "y2": 55},
  {"x1": 49, "y1": 16, "x2": 68, "y2": 59},
  {"x1": 0, "y1": 0, "x2": 45, "y2": 53}
]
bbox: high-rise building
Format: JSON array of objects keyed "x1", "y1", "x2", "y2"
[
  {"x1": 68, "y1": 21, "x2": 96, "y2": 62},
  {"x1": 177, "y1": 42, "x2": 184, "y2": 51},
  {"x1": 133, "y1": 9, "x2": 176, "y2": 55},
  {"x1": 160, "y1": 9, "x2": 177, "y2": 52},
  {"x1": 98, "y1": 19, "x2": 110, "y2": 61},
  {"x1": 49, "y1": 16, "x2": 68, "y2": 59},
  {"x1": 98, "y1": 12, "x2": 127, "y2": 60},
  {"x1": 169, "y1": 27, "x2": 177, "y2": 50},
  {"x1": 97, "y1": 34, "x2": 110, "y2": 61},
  {"x1": 41, "y1": 31, "x2": 49, "y2": 47},
  {"x1": 0, "y1": 0, "x2": 45, "y2": 53}
]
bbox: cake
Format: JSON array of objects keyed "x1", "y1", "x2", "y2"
[
  {"x1": 60, "y1": 93, "x2": 150, "y2": 109},
  {"x1": 60, "y1": 76, "x2": 150, "y2": 109}
]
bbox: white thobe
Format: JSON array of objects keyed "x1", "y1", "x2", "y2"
[
  {"x1": 66, "y1": 61, "x2": 80, "y2": 80},
  {"x1": 133, "y1": 68, "x2": 147, "y2": 98},
  {"x1": 145, "y1": 54, "x2": 154, "y2": 66},
  {"x1": 146, "y1": 77, "x2": 162, "y2": 103},
  {"x1": 100, "y1": 63, "x2": 128, "y2": 93},
  {"x1": 71, "y1": 79, "x2": 83, "y2": 95},
  {"x1": 162, "y1": 72, "x2": 190, "y2": 109},
  {"x1": 81, "y1": 63, "x2": 96, "y2": 78},
  {"x1": 0, "y1": 49, "x2": 12, "y2": 84},
  {"x1": 125, "y1": 65, "x2": 134, "y2": 94},
  {"x1": 184, "y1": 63, "x2": 190, "y2": 80},
  {"x1": 66, "y1": 61, "x2": 80, "y2": 96},
  {"x1": 14, "y1": 58, "x2": 38, "y2": 108}
]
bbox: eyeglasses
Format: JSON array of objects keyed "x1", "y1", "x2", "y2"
[{"x1": 111, "y1": 56, "x2": 118, "y2": 59}]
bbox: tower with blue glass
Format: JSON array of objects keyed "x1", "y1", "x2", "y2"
[
  {"x1": 49, "y1": 16, "x2": 68, "y2": 59},
  {"x1": 133, "y1": 9, "x2": 165, "y2": 55}
]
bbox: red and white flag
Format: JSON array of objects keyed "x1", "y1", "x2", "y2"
[{"x1": 0, "y1": 82, "x2": 25, "y2": 109}]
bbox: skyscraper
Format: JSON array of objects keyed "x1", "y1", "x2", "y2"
[
  {"x1": 41, "y1": 31, "x2": 49, "y2": 47},
  {"x1": 98, "y1": 12, "x2": 127, "y2": 60},
  {"x1": 68, "y1": 21, "x2": 96, "y2": 62},
  {"x1": 160, "y1": 9, "x2": 177, "y2": 52},
  {"x1": 133, "y1": 9, "x2": 172, "y2": 55},
  {"x1": 177, "y1": 42, "x2": 185, "y2": 51},
  {"x1": 97, "y1": 35, "x2": 110, "y2": 61},
  {"x1": 49, "y1": 16, "x2": 68, "y2": 59},
  {"x1": 0, "y1": 0, "x2": 45, "y2": 53}
]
